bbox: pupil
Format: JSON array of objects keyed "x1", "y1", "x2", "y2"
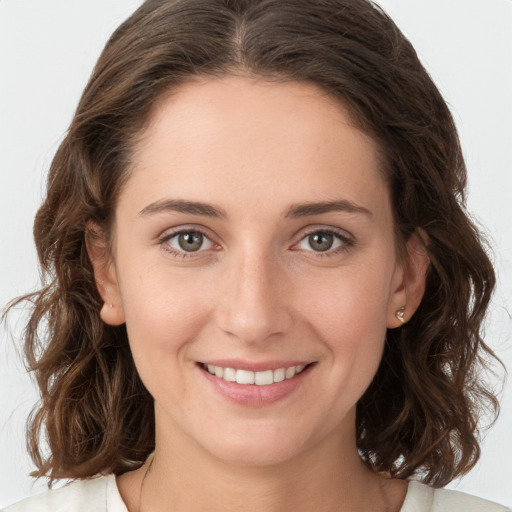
[
  {"x1": 179, "y1": 232, "x2": 203, "y2": 252},
  {"x1": 310, "y1": 232, "x2": 333, "y2": 252}
]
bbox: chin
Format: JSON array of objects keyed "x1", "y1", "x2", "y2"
[
  {"x1": 211, "y1": 440, "x2": 304, "y2": 468},
  {"x1": 193, "y1": 420, "x2": 332, "y2": 469}
]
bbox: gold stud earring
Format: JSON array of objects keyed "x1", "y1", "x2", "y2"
[
  {"x1": 396, "y1": 307, "x2": 406, "y2": 324},
  {"x1": 109, "y1": 303, "x2": 113, "y2": 309}
]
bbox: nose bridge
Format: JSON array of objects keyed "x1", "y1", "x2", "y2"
[{"x1": 216, "y1": 243, "x2": 291, "y2": 344}]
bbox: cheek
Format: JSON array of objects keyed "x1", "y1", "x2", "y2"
[
  {"x1": 300, "y1": 261, "x2": 392, "y2": 337},
  {"x1": 298, "y1": 263, "x2": 392, "y2": 388},
  {"x1": 117, "y1": 264, "x2": 213, "y2": 369},
  {"x1": 117, "y1": 273, "x2": 217, "y2": 420}
]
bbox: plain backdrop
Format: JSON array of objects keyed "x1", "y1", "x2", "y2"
[{"x1": 1, "y1": 0, "x2": 511, "y2": 508}]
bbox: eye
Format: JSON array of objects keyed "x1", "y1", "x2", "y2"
[
  {"x1": 165, "y1": 230, "x2": 213, "y2": 253},
  {"x1": 296, "y1": 229, "x2": 352, "y2": 254}
]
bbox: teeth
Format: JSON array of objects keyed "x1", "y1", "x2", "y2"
[
  {"x1": 236, "y1": 369, "x2": 255, "y2": 385},
  {"x1": 223, "y1": 367, "x2": 236, "y2": 382},
  {"x1": 254, "y1": 370, "x2": 273, "y2": 385},
  {"x1": 285, "y1": 366, "x2": 296, "y2": 379},
  {"x1": 204, "y1": 364, "x2": 308, "y2": 385},
  {"x1": 273, "y1": 367, "x2": 285, "y2": 383}
]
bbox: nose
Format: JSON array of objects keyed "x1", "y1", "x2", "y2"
[{"x1": 214, "y1": 249, "x2": 293, "y2": 346}]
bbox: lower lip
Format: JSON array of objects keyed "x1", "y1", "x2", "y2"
[{"x1": 198, "y1": 364, "x2": 313, "y2": 407}]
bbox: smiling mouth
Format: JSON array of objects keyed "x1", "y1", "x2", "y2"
[{"x1": 199, "y1": 363, "x2": 313, "y2": 386}]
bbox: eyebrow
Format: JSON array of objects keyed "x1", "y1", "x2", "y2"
[
  {"x1": 139, "y1": 198, "x2": 372, "y2": 219},
  {"x1": 284, "y1": 199, "x2": 373, "y2": 219},
  {"x1": 139, "y1": 199, "x2": 227, "y2": 218}
]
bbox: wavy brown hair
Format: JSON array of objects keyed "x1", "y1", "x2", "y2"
[{"x1": 7, "y1": 0, "x2": 499, "y2": 487}]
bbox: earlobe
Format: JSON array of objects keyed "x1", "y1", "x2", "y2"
[
  {"x1": 387, "y1": 228, "x2": 430, "y2": 328},
  {"x1": 86, "y1": 222, "x2": 125, "y2": 326},
  {"x1": 99, "y1": 300, "x2": 125, "y2": 326}
]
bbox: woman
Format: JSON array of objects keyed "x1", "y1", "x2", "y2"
[{"x1": 2, "y1": 0, "x2": 510, "y2": 510}]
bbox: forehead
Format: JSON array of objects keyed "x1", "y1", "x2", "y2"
[
  {"x1": 140, "y1": 76, "x2": 368, "y2": 155},
  {"x1": 125, "y1": 76, "x2": 390, "y2": 223}
]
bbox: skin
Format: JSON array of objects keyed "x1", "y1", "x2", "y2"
[{"x1": 89, "y1": 76, "x2": 429, "y2": 511}]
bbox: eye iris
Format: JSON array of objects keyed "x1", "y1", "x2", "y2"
[
  {"x1": 309, "y1": 232, "x2": 334, "y2": 252},
  {"x1": 178, "y1": 232, "x2": 203, "y2": 252}
]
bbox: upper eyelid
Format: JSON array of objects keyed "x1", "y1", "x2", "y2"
[
  {"x1": 158, "y1": 225, "x2": 216, "y2": 241},
  {"x1": 157, "y1": 227, "x2": 218, "y2": 257},
  {"x1": 159, "y1": 228, "x2": 217, "y2": 258},
  {"x1": 157, "y1": 224, "x2": 354, "y2": 248},
  {"x1": 294, "y1": 228, "x2": 353, "y2": 250},
  {"x1": 295, "y1": 225, "x2": 353, "y2": 242}
]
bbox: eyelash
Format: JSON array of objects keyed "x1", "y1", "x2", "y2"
[
  {"x1": 296, "y1": 228, "x2": 354, "y2": 258},
  {"x1": 158, "y1": 227, "x2": 354, "y2": 260},
  {"x1": 158, "y1": 228, "x2": 217, "y2": 259}
]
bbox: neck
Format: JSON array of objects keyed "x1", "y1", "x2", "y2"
[{"x1": 119, "y1": 413, "x2": 406, "y2": 512}]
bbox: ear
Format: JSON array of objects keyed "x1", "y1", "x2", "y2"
[
  {"x1": 387, "y1": 229, "x2": 430, "y2": 328},
  {"x1": 85, "y1": 222, "x2": 125, "y2": 326}
]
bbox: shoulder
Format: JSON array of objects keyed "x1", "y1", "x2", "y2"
[
  {"x1": 401, "y1": 481, "x2": 511, "y2": 512},
  {"x1": 2, "y1": 474, "x2": 128, "y2": 512}
]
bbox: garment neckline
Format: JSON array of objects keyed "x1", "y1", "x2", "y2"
[
  {"x1": 110, "y1": 473, "x2": 420, "y2": 512},
  {"x1": 399, "y1": 480, "x2": 434, "y2": 511}
]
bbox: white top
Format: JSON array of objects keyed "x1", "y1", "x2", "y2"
[{"x1": 3, "y1": 475, "x2": 510, "y2": 511}]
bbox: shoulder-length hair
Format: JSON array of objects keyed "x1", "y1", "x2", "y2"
[{"x1": 13, "y1": 0, "x2": 498, "y2": 487}]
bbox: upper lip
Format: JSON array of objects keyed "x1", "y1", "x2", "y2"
[{"x1": 199, "y1": 359, "x2": 314, "y2": 372}]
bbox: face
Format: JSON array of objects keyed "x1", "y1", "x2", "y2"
[{"x1": 94, "y1": 76, "x2": 420, "y2": 467}]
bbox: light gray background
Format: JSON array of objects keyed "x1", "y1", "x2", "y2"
[{"x1": 1, "y1": 0, "x2": 511, "y2": 508}]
